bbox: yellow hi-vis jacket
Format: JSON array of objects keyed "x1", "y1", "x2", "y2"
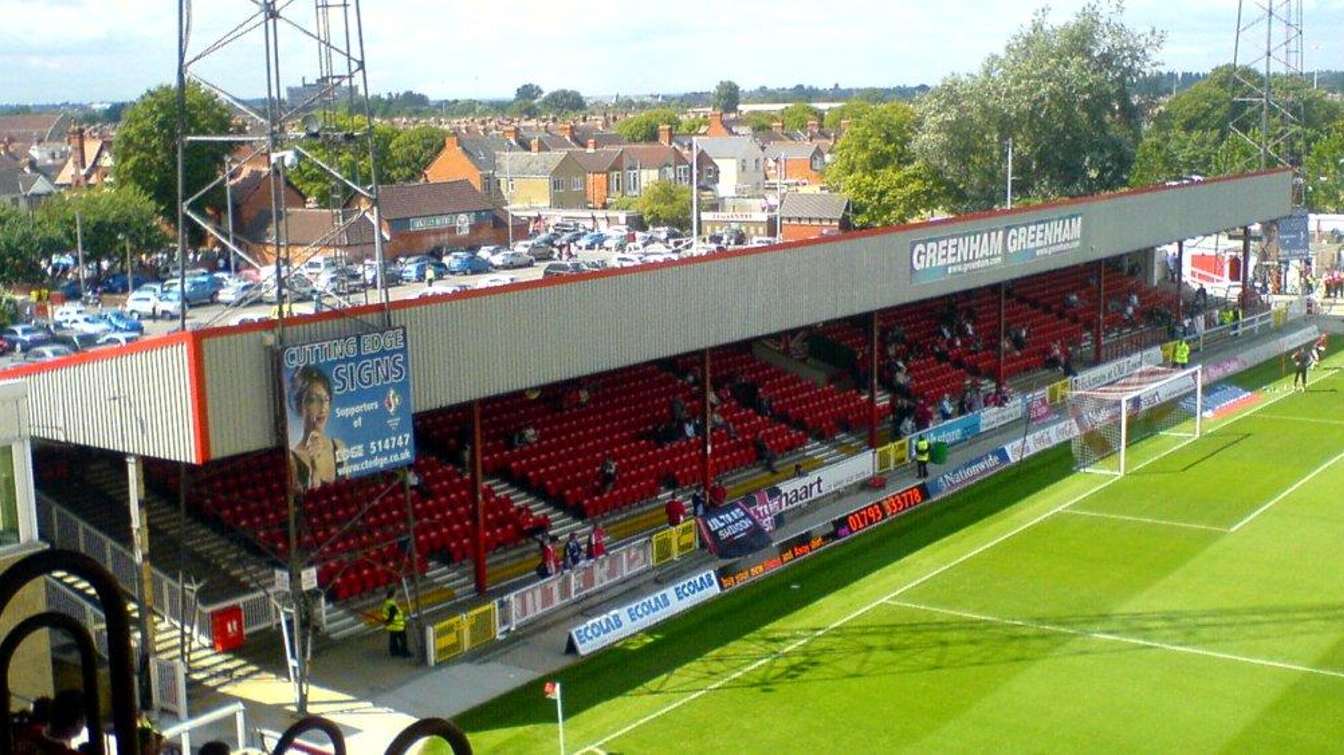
[
  {"x1": 915, "y1": 439, "x2": 931, "y2": 462},
  {"x1": 1174, "y1": 340, "x2": 1191, "y2": 366},
  {"x1": 383, "y1": 599, "x2": 405, "y2": 632}
]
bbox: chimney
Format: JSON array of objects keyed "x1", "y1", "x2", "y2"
[
  {"x1": 771, "y1": 121, "x2": 784, "y2": 135},
  {"x1": 444, "y1": 132, "x2": 459, "y2": 151},
  {"x1": 708, "y1": 111, "x2": 726, "y2": 136},
  {"x1": 503, "y1": 125, "x2": 519, "y2": 144},
  {"x1": 68, "y1": 126, "x2": 87, "y2": 185},
  {"x1": 560, "y1": 123, "x2": 575, "y2": 142},
  {"x1": 806, "y1": 119, "x2": 820, "y2": 137},
  {"x1": 658, "y1": 123, "x2": 674, "y2": 146},
  {"x1": 586, "y1": 138, "x2": 597, "y2": 153},
  {"x1": 530, "y1": 137, "x2": 542, "y2": 153}
]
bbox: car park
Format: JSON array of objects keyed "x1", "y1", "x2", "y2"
[
  {"x1": 123, "y1": 290, "x2": 160, "y2": 319},
  {"x1": 362, "y1": 259, "x2": 402, "y2": 286},
  {"x1": 416, "y1": 283, "x2": 472, "y2": 298},
  {"x1": 400, "y1": 258, "x2": 450, "y2": 283},
  {"x1": 54, "y1": 333, "x2": 103, "y2": 352},
  {"x1": 474, "y1": 274, "x2": 517, "y2": 289},
  {"x1": 100, "y1": 273, "x2": 157, "y2": 294},
  {"x1": 489, "y1": 250, "x2": 535, "y2": 269},
  {"x1": 162, "y1": 276, "x2": 219, "y2": 305},
  {"x1": 580, "y1": 260, "x2": 607, "y2": 271},
  {"x1": 551, "y1": 221, "x2": 578, "y2": 233},
  {"x1": 475, "y1": 245, "x2": 505, "y2": 260},
  {"x1": 446, "y1": 251, "x2": 492, "y2": 275},
  {"x1": 543, "y1": 261, "x2": 588, "y2": 278},
  {"x1": 260, "y1": 274, "x2": 317, "y2": 303},
  {"x1": 96, "y1": 311, "x2": 145, "y2": 334},
  {"x1": 610, "y1": 254, "x2": 643, "y2": 268},
  {"x1": 217, "y1": 279, "x2": 259, "y2": 305},
  {"x1": 23, "y1": 344, "x2": 75, "y2": 362},
  {"x1": 95, "y1": 332, "x2": 141, "y2": 348},
  {"x1": 65, "y1": 313, "x2": 113, "y2": 336},
  {"x1": 577, "y1": 232, "x2": 607, "y2": 250},
  {"x1": 316, "y1": 267, "x2": 365, "y2": 294},
  {"x1": 1, "y1": 324, "x2": 53, "y2": 352},
  {"x1": 153, "y1": 289, "x2": 186, "y2": 319},
  {"x1": 52, "y1": 303, "x2": 88, "y2": 330},
  {"x1": 601, "y1": 235, "x2": 628, "y2": 251},
  {"x1": 642, "y1": 252, "x2": 681, "y2": 264}
]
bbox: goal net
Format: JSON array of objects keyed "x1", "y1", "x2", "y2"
[{"x1": 1067, "y1": 365, "x2": 1203, "y2": 475}]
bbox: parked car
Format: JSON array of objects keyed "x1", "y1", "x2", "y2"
[
  {"x1": 551, "y1": 221, "x2": 579, "y2": 233},
  {"x1": 400, "y1": 258, "x2": 450, "y2": 283},
  {"x1": 642, "y1": 252, "x2": 681, "y2": 264},
  {"x1": 610, "y1": 254, "x2": 643, "y2": 268},
  {"x1": 152, "y1": 289, "x2": 186, "y2": 319},
  {"x1": 162, "y1": 276, "x2": 219, "y2": 305},
  {"x1": 100, "y1": 273, "x2": 157, "y2": 294},
  {"x1": 446, "y1": 251, "x2": 492, "y2": 275},
  {"x1": 543, "y1": 261, "x2": 589, "y2": 278},
  {"x1": 53, "y1": 333, "x2": 103, "y2": 352},
  {"x1": 230, "y1": 313, "x2": 272, "y2": 326},
  {"x1": 54, "y1": 280, "x2": 83, "y2": 302},
  {"x1": 95, "y1": 310, "x2": 145, "y2": 334},
  {"x1": 416, "y1": 283, "x2": 472, "y2": 299},
  {"x1": 95, "y1": 332, "x2": 141, "y2": 348},
  {"x1": 474, "y1": 274, "x2": 517, "y2": 289},
  {"x1": 475, "y1": 245, "x2": 505, "y2": 260},
  {"x1": 124, "y1": 290, "x2": 160, "y2": 319},
  {"x1": 526, "y1": 244, "x2": 558, "y2": 261},
  {"x1": 489, "y1": 250, "x2": 534, "y2": 269},
  {"x1": 52, "y1": 303, "x2": 87, "y2": 330},
  {"x1": 557, "y1": 230, "x2": 586, "y2": 246},
  {"x1": 23, "y1": 344, "x2": 75, "y2": 362},
  {"x1": 577, "y1": 232, "x2": 607, "y2": 250},
  {"x1": 316, "y1": 267, "x2": 365, "y2": 294},
  {"x1": 217, "y1": 280, "x2": 259, "y2": 305},
  {"x1": 1, "y1": 325, "x2": 53, "y2": 352},
  {"x1": 362, "y1": 259, "x2": 402, "y2": 286},
  {"x1": 601, "y1": 235, "x2": 628, "y2": 251},
  {"x1": 65, "y1": 313, "x2": 113, "y2": 336},
  {"x1": 580, "y1": 260, "x2": 607, "y2": 271},
  {"x1": 260, "y1": 274, "x2": 316, "y2": 303}
]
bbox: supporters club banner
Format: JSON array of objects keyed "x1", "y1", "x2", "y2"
[
  {"x1": 739, "y1": 451, "x2": 874, "y2": 531},
  {"x1": 567, "y1": 571, "x2": 720, "y2": 655},
  {"x1": 281, "y1": 328, "x2": 414, "y2": 492},
  {"x1": 700, "y1": 500, "x2": 773, "y2": 558},
  {"x1": 910, "y1": 214, "x2": 1084, "y2": 284},
  {"x1": 1072, "y1": 346, "x2": 1163, "y2": 391},
  {"x1": 925, "y1": 447, "x2": 1014, "y2": 497}
]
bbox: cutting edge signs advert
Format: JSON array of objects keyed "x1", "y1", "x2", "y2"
[
  {"x1": 282, "y1": 327, "x2": 415, "y2": 493},
  {"x1": 567, "y1": 570, "x2": 721, "y2": 655},
  {"x1": 910, "y1": 213, "x2": 1084, "y2": 285}
]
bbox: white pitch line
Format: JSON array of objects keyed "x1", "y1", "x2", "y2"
[
  {"x1": 1230, "y1": 447, "x2": 1344, "y2": 532},
  {"x1": 886, "y1": 599, "x2": 1344, "y2": 681},
  {"x1": 1256, "y1": 413, "x2": 1344, "y2": 427},
  {"x1": 1061, "y1": 508, "x2": 1230, "y2": 533},
  {"x1": 579, "y1": 353, "x2": 1337, "y2": 750}
]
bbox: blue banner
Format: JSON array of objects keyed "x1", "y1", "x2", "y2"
[
  {"x1": 1273, "y1": 210, "x2": 1310, "y2": 261},
  {"x1": 922, "y1": 412, "x2": 982, "y2": 449},
  {"x1": 910, "y1": 214, "x2": 1084, "y2": 284},
  {"x1": 925, "y1": 446, "x2": 1013, "y2": 498},
  {"x1": 282, "y1": 327, "x2": 414, "y2": 493},
  {"x1": 568, "y1": 570, "x2": 721, "y2": 655}
]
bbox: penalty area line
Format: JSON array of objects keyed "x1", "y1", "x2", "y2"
[
  {"x1": 886, "y1": 599, "x2": 1344, "y2": 681},
  {"x1": 1230, "y1": 446, "x2": 1344, "y2": 532},
  {"x1": 1061, "y1": 509, "x2": 1230, "y2": 532}
]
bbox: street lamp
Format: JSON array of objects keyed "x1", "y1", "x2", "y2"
[{"x1": 118, "y1": 232, "x2": 132, "y2": 292}]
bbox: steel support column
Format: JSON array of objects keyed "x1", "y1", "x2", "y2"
[
  {"x1": 1176, "y1": 240, "x2": 1185, "y2": 322},
  {"x1": 472, "y1": 399, "x2": 487, "y2": 594},
  {"x1": 1094, "y1": 261, "x2": 1106, "y2": 363},
  {"x1": 1241, "y1": 227, "x2": 1252, "y2": 314},
  {"x1": 997, "y1": 283, "x2": 1007, "y2": 386},
  {"x1": 701, "y1": 349, "x2": 713, "y2": 493},
  {"x1": 868, "y1": 313, "x2": 880, "y2": 448}
]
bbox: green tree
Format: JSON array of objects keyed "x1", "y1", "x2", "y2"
[
  {"x1": 0, "y1": 204, "x2": 61, "y2": 285},
  {"x1": 823, "y1": 101, "x2": 874, "y2": 131},
  {"x1": 635, "y1": 180, "x2": 691, "y2": 229},
  {"x1": 780, "y1": 102, "x2": 822, "y2": 132},
  {"x1": 740, "y1": 112, "x2": 777, "y2": 133},
  {"x1": 114, "y1": 83, "x2": 235, "y2": 219},
  {"x1": 286, "y1": 114, "x2": 396, "y2": 207},
  {"x1": 713, "y1": 80, "x2": 741, "y2": 113},
  {"x1": 36, "y1": 186, "x2": 169, "y2": 269},
  {"x1": 914, "y1": 1, "x2": 1164, "y2": 210},
  {"x1": 678, "y1": 115, "x2": 708, "y2": 134},
  {"x1": 515, "y1": 83, "x2": 543, "y2": 102},
  {"x1": 384, "y1": 125, "x2": 447, "y2": 184},
  {"x1": 1304, "y1": 120, "x2": 1344, "y2": 212},
  {"x1": 825, "y1": 102, "x2": 945, "y2": 226},
  {"x1": 614, "y1": 109, "x2": 681, "y2": 142},
  {"x1": 509, "y1": 99, "x2": 539, "y2": 119},
  {"x1": 540, "y1": 89, "x2": 586, "y2": 114}
]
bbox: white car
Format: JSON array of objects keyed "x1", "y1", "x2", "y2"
[
  {"x1": 475, "y1": 274, "x2": 517, "y2": 289},
  {"x1": 217, "y1": 280, "x2": 258, "y2": 304},
  {"x1": 475, "y1": 245, "x2": 505, "y2": 260},
  {"x1": 601, "y1": 235, "x2": 628, "y2": 251},
  {"x1": 417, "y1": 283, "x2": 471, "y2": 299},
  {"x1": 96, "y1": 332, "x2": 140, "y2": 347},
  {"x1": 124, "y1": 290, "x2": 159, "y2": 319},
  {"x1": 609, "y1": 254, "x2": 643, "y2": 269},
  {"x1": 642, "y1": 253, "x2": 681, "y2": 264},
  {"x1": 230, "y1": 313, "x2": 272, "y2": 326},
  {"x1": 489, "y1": 250, "x2": 534, "y2": 269},
  {"x1": 66, "y1": 314, "x2": 112, "y2": 336},
  {"x1": 24, "y1": 344, "x2": 75, "y2": 362},
  {"x1": 52, "y1": 303, "x2": 87, "y2": 329}
]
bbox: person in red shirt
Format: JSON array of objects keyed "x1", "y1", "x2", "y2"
[
  {"x1": 587, "y1": 523, "x2": 607, "y2": 559},
  {"x1": 665, "y1": 497, "x2": 687, "y2": 526},
  {"x1": 537, "y1": 536, "x2": 560, "y2": 578},
  {"x1": 709, "y1": 482, "x2": 727, "y2": 508}
]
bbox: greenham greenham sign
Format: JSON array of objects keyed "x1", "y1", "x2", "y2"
[{"x1": 910, "y1": 213, "x2": 1085, "y2": 284}]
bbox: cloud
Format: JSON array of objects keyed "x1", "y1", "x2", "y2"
[{"x1": 0, "y1": 0, "x2": 1340, "y2": 104}]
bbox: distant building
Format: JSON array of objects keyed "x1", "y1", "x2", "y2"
[
  {"x1": 696, "y1": 136, "x2": 766, "y2": 197},
  {"x1": 779, "y1": 192, "x2": 851, "y2": 242},
  {"x1": 53, "y1": 127, "x2": 112, "y2": 188},
  {"x1": 494, "y1": 151, "x2": 587, "y2": 211},
  {"x1": 422, "y1": 132, "x2": 515, "y2": 204},
  {"x1": 286, "y1": 77, "x2": 338, "y2": 113},
  {"x1": 242, "y1": 207, "x2": 377, "y2": 265},
  {"x1": 371, "y1": 180, "x2": 521, "y2": 255},
  {"x1": 0, "y1": 112, "x2": 72, "y2": 164},
  {"x1": 765, "y1": 143, "x2": 827, "y2": 186},
  {"x1": 0, "y1": 165, "x2": 57, "y2": 212}
]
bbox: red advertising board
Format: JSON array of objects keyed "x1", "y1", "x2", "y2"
[{"x1": 211, "y1": 605, "x2": 245, "y2": 652}]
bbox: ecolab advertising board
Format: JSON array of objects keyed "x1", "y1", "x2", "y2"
[
  {"x1": 567, "y1": 571, "x2": 721, "y2": 655},
  {"x1": 910, "y1": 214, "x2": 1085, "y2": 284},
  {"x1": 281, "y1": 327, "x2": 414, "y2": 493}
]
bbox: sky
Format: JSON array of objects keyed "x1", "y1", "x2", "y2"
[{"x1": 1, "y1": 0, "x2": 1342, "y2": 105}]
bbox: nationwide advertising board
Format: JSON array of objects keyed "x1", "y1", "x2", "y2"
[
  {"x1": 924, "y1": 447, "x2": 1014, "y2": 498},
  {"x1": 281, "y1": 327, "x2": 414, "y2": 492},
  {"x1": 910, "y1": 213, "x2": 1084, "y2": 285},
  {"x1": 738, "y1": 451, "x2": 874, "y2": 531},
  {"x1": 567, "y1": 570, "x2": 720, "y2": 655}
]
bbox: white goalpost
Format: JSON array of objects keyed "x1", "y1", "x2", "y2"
[{"x1": 1067, "y1": 365, "x2": 1204, "y2": 476}]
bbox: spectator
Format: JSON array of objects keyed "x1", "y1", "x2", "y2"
[
  {"x1": 1045, "y1": 341, "x2": 1063, "y2": 370},
  {"x1": 1060, "y1": 345, "x2": 1077, "y2": 378},
  {"x1": 1010, "y1": 325, "x2": 1029, "y2": 352},
  {"x1": 1064, "y1": 291, "x2": 1081, "y2": 310},
  {"x1": 898, "y1": 413, "x2": 916, "y2": 438},
  {"x1": 669, "y1": 396, "x2": 688, "y2": 423},
  {"x1": 510, "y1": 426, "x2": 539, "y2": 449},
  {"x1": 1194, "y1": 284, "x2": 1208, "y2": 311},
  {"x1": 914, "y1": 399, "x2": 934, "y2": 430},
  {"x1": 709, "y1": 481, "x2": 727, "y2": 508},
  {"x1": 794, "y1": 462, "x2": 806, "y2": 478},
  {"x1": 587, "y1": 523, "x2": 607, "y2": 559},
  {"x1": 937, "y1": 393, "x2": 956, "y2": 421},
  {"x1": 755, "y1": 434, "x2": 779, "y2": 474},
  {"x1": 563, "y1": 533, "x2": 583, "y2": 570},
  {"x1": 665, "y1": 496, "x2": 687, "y2": 526},
  {"x1": 199, "y1": 743, "x2": 232, "y2": 755},
  {"x1": 17, "y1": 689, "x2": 84, "y2": 754},
  {"x1": 1127, "y1": 291, "x2": 1140, "y2": 309},
  {"x1": 538, "y1": 536, "x2": 560, "y2": 577},
  {"x1": 690, "y1": 490, "x2": 707, "y2": 518},
  {"x1": 757, "y1": 395, "x2": 774, "y2": 419},
  {"x1": 710, "y1": 410, "x2": 736, "y2": 439},
  {"x1": 598, "y1": 456, "x2": 617, "y2": 493}
]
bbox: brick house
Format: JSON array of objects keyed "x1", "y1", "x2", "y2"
[
  {"x1": 0, "y1": 166, "x2": 56, "y2": 212},
  {"x1": 779, "y1": 192, "x2": 851, "y2": 242},
  {"x1": 570, "y1": 146, "x2": 624, "y2": 209},
  {"x1": 53, "y1": 127, "x2": 112, "y2": 188},
  {"x1": 765, "y1": 142, "x2": 827, "y2": 186},
  {"x1": 226, "y1": 169, "x2": 307, "y2": 240},
  {"x1": 372, "y1": 180, "x2": 521, "y2": 256},
  {"x1": 616, "y1": 144, "x2": 691, "y2": 200},
  {"x1": 242, "y1": 207, "x2": 377, "y2": 265},
  {"x1": 422, "y1": 133, "x2": 514, "y2": 204}
]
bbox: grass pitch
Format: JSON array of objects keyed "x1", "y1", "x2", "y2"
[{"x1": 441, "y1": 346, "x2": 1344, "y2": 754}]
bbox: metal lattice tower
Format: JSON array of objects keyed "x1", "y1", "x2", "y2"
[
  {"x1": 1230, "y1": 0, "x2": 1306, "y2": 177},
  {"x1": 176, "y1": 0, "x2": 391, "y2": 329}
]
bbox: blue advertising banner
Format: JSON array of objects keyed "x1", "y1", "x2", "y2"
[
  {"x1": 921, "y1": 412, "x2": 982, "y2": 450},
  {"x1": 282, "y1": 327, "x2": 414, "y2": 492},
  {"x1": 910, "y1": 214, "x2": 1084, "y2": 284},
  {"x1": 1272, "y1": 210, "x2": 1310, "y2": 261},
  {"x1": 925, "y1": 446, "x2": 1013, "y2": 498},
  {"x1": 567, "y1": 570, "x2": 721, "y2": 655}
]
